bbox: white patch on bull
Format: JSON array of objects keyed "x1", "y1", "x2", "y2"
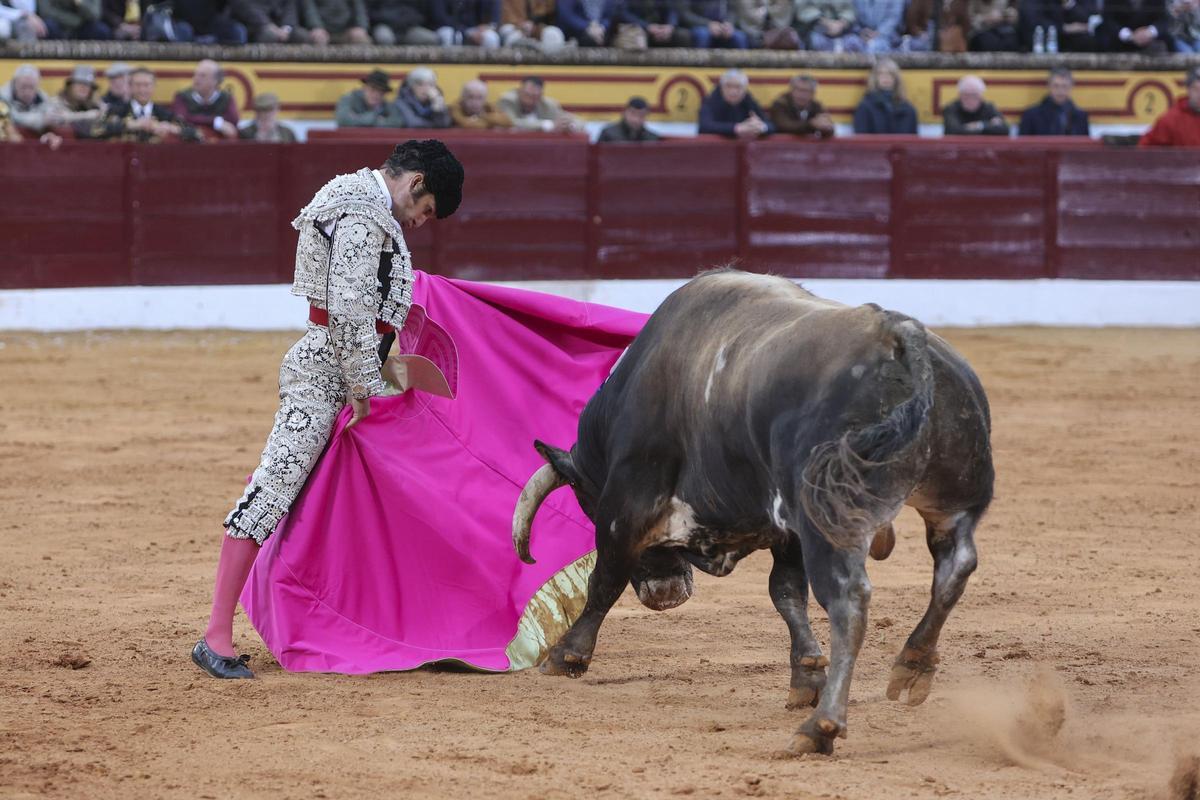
[
  {"x1": 770, "y1": 492, "x2": 787, "y2": 530},
  {"x1": 610, "y1": 521, "x2": 617, "y2": 534},
  {"x1": 851, "y1": 364, "x2": 866, "y2": 379},
  {"x1": 646, "y1": 497, "x2": 698, "y2": 546},
  {"x1": 703, "y1": 344, "x2": 729, "y2": 405}
]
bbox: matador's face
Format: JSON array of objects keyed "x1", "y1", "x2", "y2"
[{"x1": 392, "y1": 174, "x2": 437, "y2": 230}]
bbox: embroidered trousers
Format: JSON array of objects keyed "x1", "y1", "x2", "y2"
[{"x1": 224, "y1": 323, "x2": 374, "y2": 545}]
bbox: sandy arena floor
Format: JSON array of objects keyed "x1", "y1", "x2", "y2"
[{"x1": 0, "y1": 327, "x2": 1198, "y2": 800}]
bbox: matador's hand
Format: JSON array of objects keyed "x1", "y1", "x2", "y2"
[
  {"x1": 381, "y1": 358, "x2": 410, "y2": 392},
  {"x1": 347, "y1": 394, "x2": 371, "y2": 429}
]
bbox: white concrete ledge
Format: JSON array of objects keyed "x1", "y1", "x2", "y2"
[{"x1": 1, "y1": 279, "x2": 1197, "y2": 331}]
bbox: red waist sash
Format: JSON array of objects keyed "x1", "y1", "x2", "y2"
[{"x1": 309, "y1": 305, "x2": 395, "y2": 335}]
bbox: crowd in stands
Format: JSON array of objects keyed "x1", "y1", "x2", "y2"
[
  {"x1": 2, "y1": 0, "x2": 1199, "y2": 52},
  {"x1": 1, "y1": 58, "x2": 1198, "y2": 146}
]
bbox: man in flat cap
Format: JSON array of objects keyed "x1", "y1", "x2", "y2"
[
  {"x1": 239, "y1": 92, "x2": 297, "y2": 142},
  {"x1": 597, "y1": 96, "x2": 661, "y2": 142},
  {"x1": 101, "y1": 62, "x2": 132, "y2": 107}
]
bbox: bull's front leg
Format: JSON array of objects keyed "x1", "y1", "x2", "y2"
[
  {"x1": 541, "y1": 511, "x2": 639, "y2": 678},
  {"x1": 789, "y1": 529, "x2": 872, "y2": 756}
]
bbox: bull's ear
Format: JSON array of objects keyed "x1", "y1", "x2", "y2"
[{"x1": 533, "y1": 440, "x2": 581, "y2": 486}]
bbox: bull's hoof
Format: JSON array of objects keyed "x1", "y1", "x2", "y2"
[
  {"x1": 886, "y1": 648, "x2": 939, "y2": 706},
  {"x1": 787, "y1": 717, "x2": 841, "y2": 756},
  {"x1": 633, "y1": 572, "x2": 694, "y2": 611},
  {"x1": 785, "y1": 655, "x2": 829, "y2": 710},
  {"x1": 539, "y1": 646, "x2": 592, "y2": 678}
]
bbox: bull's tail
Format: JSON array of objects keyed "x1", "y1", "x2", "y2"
[{"x1": 799, "y1": 314, "x2": 934, "y2": 550}]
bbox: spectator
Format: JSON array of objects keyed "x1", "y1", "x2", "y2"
[
  {"x1": 853, "y1": 0, "x2": 903, "y2": 51},
  {"x1": 394, "y1": 68, "x2": 452, "y2": 128},
  {"x1": 796, "y1": 0, "x2": 859, "y2": 50},
  {"x1": 1139, "y1": 66, "x2": 1200, "y2": 146},
  {"x1": 0, "y1": 98, "x2": 23, "y2": 141},
  {"x1": 943, "y1": 75, "x2": 1008, "y2": 135},
  {"x1": 698, "y1": 69, "x2": 772, "y2": 139},
  {"x1": 169, "y1": 0, "x2": 250, "y2": 42},
  {"x1": 172, "y1": 59, "x2": 240, "y2": 141},
  {"x1": 451, "y1": 79, "x2": 513, "y2": 128},
  {"x1": 92, "y1": 67, "x2": 200, "y2": 142},
  {"x1": 0, "y1": 64, "x2": 50, "y2": 135},
  {"x1": 1098, "y1": 0, "x2": 1172, "y2": 51},
  {"x1": 336, "y1": 69, "x2": 403, "y2": 127},
  {"x1": 38, "y1": 0, "x2": 112, "y2": 38},
  {"x1": 231, "y1": 0, "x2": 312, "y2": 41},
  {"x1": 368, "y1": 0, "x2": 438, "y2": 43},
  {"x1": 598, "y1": 96, "x2": 660, "y2": 142},
  {"x1": 679, "y1": 0, "x2": 747, "y2": 47},
  {"x1": 1018, "y1": 0, "x2": 1099, "y2": 51},
  {"x1": 557, "y1": 0, "x2": 617, "y2": 44},
  {"x1": 852, "y1": 58, "x2": 918, "y2": 133},
  {"x1": 900, "y1": 0, "x2": 968, "y2": 49},
  {"x1": 968, "y1": 0, "x2": 1019, "y2": 49},
  {"x1": 101, "y1": 62, "x2": 132, "y2": 106},
  {"x1": 1018, "y1": 67, "x2": 1089, "y2": 136},
  {"x1": 1171, "y1": 0, "x2": 1200, "y2": 49},
  {"x1": 432, "y1": 0, "x2": 500, "y2": 46},
  {"x1": 769, "y1": 74, "x2": 835, "y2": 139},
  {"x1": 1, "y1": 0, "x2": 50, "y2": 41},
  {"x1": 45, "y1": 65, "x2": 104, "y2": 130},
  {"x1": 497, "y1": 76, "x2": 583, "y2": 132},
  {"x1": 621, "y1": 0, "x2": 689, "y2": 45},
  {"x1": 734, "y1": 0, "x2": 799, "y2": 48},
  {"x1": 99, "y1": 0, "x2": 140, "y2": 39},
  {"x1": 304, "y1": 0, "x2": 370, "y2": 42},
  {"x1": 501, "y1": 0, "x2": 564, "y2": 47},
  {"x1": 239, "y1": 92, "x2": 296, "y2": 142}
]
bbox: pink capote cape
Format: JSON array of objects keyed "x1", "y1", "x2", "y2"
[{"x1": 241, "y1": 272, "x2": 646, "y2": 674}]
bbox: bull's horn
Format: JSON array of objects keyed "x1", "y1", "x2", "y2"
[{"x1": 512, "y1": 463, "x2": 567, "y2": 565}]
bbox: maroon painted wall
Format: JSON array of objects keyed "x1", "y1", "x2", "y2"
[{"x1": 2, "y1": 138, "x2": 1197, "y2": 290}]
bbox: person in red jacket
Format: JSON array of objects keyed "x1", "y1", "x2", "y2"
[{"x1": 1140, "y1": 67, "x2": 1200, "y2": 146}]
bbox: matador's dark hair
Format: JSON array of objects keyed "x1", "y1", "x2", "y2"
[{"x1": 382, "y1": 139, "x2": 465, "y2": 219}]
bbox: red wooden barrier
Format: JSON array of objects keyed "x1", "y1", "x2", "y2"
[
  {"x1": 594, "y1": 140, "x2": 739, "y2": 278},
  {"x1": 1, "y1": 138, "x2": 1197, "y2": 291}
]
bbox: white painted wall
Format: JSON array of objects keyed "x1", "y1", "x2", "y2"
[{"x1": 1, "y1": 279, "x2": 1197, "y2": 331}]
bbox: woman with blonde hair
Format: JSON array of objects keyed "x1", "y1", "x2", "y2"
[{"x1": 853, "y1": 58, "x2": 918, "y2": 133}]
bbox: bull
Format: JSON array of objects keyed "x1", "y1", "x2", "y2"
[{"x1": 512, "y1": 269, "x2": 994, "y2": 755}]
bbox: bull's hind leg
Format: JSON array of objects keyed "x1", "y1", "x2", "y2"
[
  {"x1": 769, "y1": 537, "x2": 828, "y2": 710},
  {"x1": 789, "y1": 525, "x2": 872, "y2": 755},
  {"x1": 886, "y1": 508, "x2": 980, "y2": 706}
]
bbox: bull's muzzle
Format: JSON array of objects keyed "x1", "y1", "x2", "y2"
[{"x1": 512, "y1": 463, "x2": 567, "y2": 565}]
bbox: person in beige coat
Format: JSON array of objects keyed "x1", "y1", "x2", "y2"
[
  {"x1": 496, "y1": 76, "x2": 582, "y2": 133},
  {"x1": 734, "y1": 0, "x2": 798, "y2": 47},
  {"x1": 44, "y1": 65, "x2": 105, "y2": 129}
]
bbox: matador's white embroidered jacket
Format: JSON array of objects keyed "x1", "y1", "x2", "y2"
[{"x1": 291, "y1": 167, "x2": 414, "y2": 398}]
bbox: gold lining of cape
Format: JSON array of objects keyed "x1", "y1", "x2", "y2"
[{"x1": 504, "y1": 550, "x2": 596, "y2": 672}]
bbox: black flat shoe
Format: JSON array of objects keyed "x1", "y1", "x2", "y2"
[{"x1": 191, "y1": 639, "x2": 255, "y2": 679}]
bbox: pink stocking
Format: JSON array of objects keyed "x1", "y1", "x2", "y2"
[{"x1": 203, "y1": 534, "x2": 259, "y2": 658}]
